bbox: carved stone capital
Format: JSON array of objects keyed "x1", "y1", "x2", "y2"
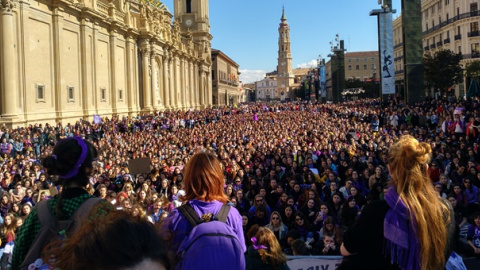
[
  {"x1": 1, "y1": 0, "x2": 15, "y2": 12},
  {"x1": 140, "y1": 48, "x2": 150, "y2": 57}
]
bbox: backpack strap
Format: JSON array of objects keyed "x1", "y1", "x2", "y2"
[
  {"x1": 178, "y1": 203, "x2": 202, "y2": 227},
  {"x1": 216, "y1": 205, "x2": 231, "y2": 223},
  {"x1": 71, "y1": 197, "x2": 102, "y2": 227},
  {"x1": 36, "y1": 200, "x2": 55, "y2": 229},
  {"x1": 20, "y1": 201, "x2": 55, "y2": 270},
  {"x1": 20, "y1": 197, "x2": 102, "y2": 270}
]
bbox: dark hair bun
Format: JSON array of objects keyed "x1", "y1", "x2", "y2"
[{"x1": 42, "y1": 156, "x2": 58, "y2": 175}]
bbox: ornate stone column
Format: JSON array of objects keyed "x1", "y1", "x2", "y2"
[
  {"x1": 125, "y1": 34, "x2": 134, "y2": 113},
  {"x1": 0, "y1": 0, "x2": 17, "y2": 118},
  {"x1": 179, "y1": 57, "x2": 184, "y2": 109},
  {"x1": 169, "y1": 55, "x2": 175, "y2": 109},
  {"x1": 52, "y1": 3, "x2": 64, "y2": 120},
  {"x1": 157, "y1": 53, "x2": 165, "y2": 110},
  {"x1": 150, "y1": 50, "x2": 156, "y2": 109},
  {"x1": 189, "y1": 61, "x2": 194, "y2": 108},
  {"x1": 163, "y1": 51, "x2": 170, "y2": 109},
  {"x1": 174, "y1": 55, "x2": 182, "y2": 109},
  {"x1": 141, "y1": 45, "x2": 152, "y2": 111},
  {"x1": 193, "y1": 62, "x2": 199, "y2": 108},
  {"x1": 109, "y1": 29, "x2": 117, "y2": 113},
  {"x1": 199, "y1": 68, "x2": 205, "y2": 106}
]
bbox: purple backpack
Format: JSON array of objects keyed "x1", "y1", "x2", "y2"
[{"x1": 177, "y1": 203, "x2": 245, "y2": 270}]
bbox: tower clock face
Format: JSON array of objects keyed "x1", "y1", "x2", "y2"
[{"x1": 185, "y1": 19, "x2": 193, "y2": 27}]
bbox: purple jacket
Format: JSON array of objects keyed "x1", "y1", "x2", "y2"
[{"x1": 162, "y1": 199, "x2": 247, "y2": 255}]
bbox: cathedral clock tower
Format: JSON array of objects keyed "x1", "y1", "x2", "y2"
[
  {"x1": 277, "y1": 7, "x2": 294, "y2": 99},
  {"x1": 173, "y1": 0, "x2": 211, "y2": 45},
  {"x1": 173, "y1": 0, "x2": 213, "y2": 106}
]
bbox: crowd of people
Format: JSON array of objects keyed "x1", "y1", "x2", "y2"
[{"x1": 0, "y1": 94, "x2": 480, "y2": 268}]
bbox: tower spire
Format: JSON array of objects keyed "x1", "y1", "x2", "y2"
[
  {"x1": 281, "y1": 6, "x2": 286, "y2": 21},
  {"x1": 277, "y1": 5, "x2": 293, "y2": 100}
]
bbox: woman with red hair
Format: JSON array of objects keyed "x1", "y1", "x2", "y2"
[{"x1": 161, "y1": 151, "x2": 246, "y2": 269}]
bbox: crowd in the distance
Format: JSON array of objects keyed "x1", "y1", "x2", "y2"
[{"x1": 1, "y1": 94, "x2": 480, "y2": 267}]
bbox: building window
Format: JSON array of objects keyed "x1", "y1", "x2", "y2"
[
  {"x1": 348, "y1": 59, "x2": 351, "y2": 62},
  {"x1": 355, "y1": 65, "x2": 359, "y2": 70},
  {"x1": 348, "y1": 65, "x2": 352, "y2": 70},
  {"x1": 119, "y1": 89, "x2": 123, "y2": 101},
  {"x1": 445, "y1": 0, "x2": 449, "y2": 6},
  {"x1": 471, "y1": 22, "x2": 479, "y2": 32},
  {"x1": 471, "y1": 3, "x2": 478, "y2": 14},
  {"x1": 363, "y1": 65, "x2": 367, "y2": 70},
  {"x1": 67, "y1": 86, "x2": 74, "y2": 102},
  {"x1": 186, "y1": 0, "x2": 192, "y2": 13},
  {"x1": 472, "y1": 43, "x2": 479, "y2": 57},
  {"x1": 364, "y1": 58, "x2": 367, "y2": 62},
  {"x1": 355, "y1": 59, "x2": 359, "y2": 62},
  {"x1": 371, "y1": 64, "x2": 375, "y2": 69},
  {"x1": 371, "y1": 58, "x2": 374, "y2": 62},
  {"x1": 100, "y1": 88, "x2": 106, "y2": 102},
  {"x1": 458, "y1": 46, "x2": 462, "y2": 55},
  {"x1": 36, "y1": 84, "x2": 45, "y2": 102}
]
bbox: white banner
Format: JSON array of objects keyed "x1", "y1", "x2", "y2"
[
  {"x1": 287, "y1": 256, "x2": 343, "y2": 270},
  {"x1": 379, "y1": 12, "x2": 395, "y2": 95}
]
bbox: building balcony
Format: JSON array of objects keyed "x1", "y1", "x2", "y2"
[
  {"x1": 468, "y1": 31, "x2": 480, "y2": 37},
  {"x1": 437, "y1": 41, "x2": 443, "y2": 47},
  {"x1": 424, "y1": 46, "x2": 430, "y2": 51},
  {"x1": 430, "y1": 44, "x2": 436, "y2": 49},
  {"x1": 455, "y1": 34, "x2": 462, "y2": 40},
  {"x1": 219, "y1": 79, "x2": 239, "y2": 87},
  {"x1": 444, "y1": 38, "x2": 450, "y2": 44},
  {"x1": 463, "y1": 53, "x2": 480, "y2": 59},
  {"x1": 422, "y1": 11, "x2": 479, "y2": 36},
  {"x1": 394, "y1": 43, "x2": 403, "y2": 49}
]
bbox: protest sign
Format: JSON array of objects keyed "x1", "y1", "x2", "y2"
[{"x1": 128, "y1": 158, "x2": 151, "y2": 175}]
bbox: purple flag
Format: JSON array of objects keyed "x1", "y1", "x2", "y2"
[
  {"x1": 253, "y1": 114, "x2": 258, "y2": 121},
  {"x1": 93, "y1": 114, "x2": 102, "y2": 124}
]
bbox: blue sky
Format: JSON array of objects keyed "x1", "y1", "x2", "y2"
[{"x1": 162, "y1": 0, "x2": 402, "y2": 83}]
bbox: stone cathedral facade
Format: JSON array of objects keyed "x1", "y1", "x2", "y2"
[{"x1": 0, "y1": 0, "x2": 212, "y2": 127}]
